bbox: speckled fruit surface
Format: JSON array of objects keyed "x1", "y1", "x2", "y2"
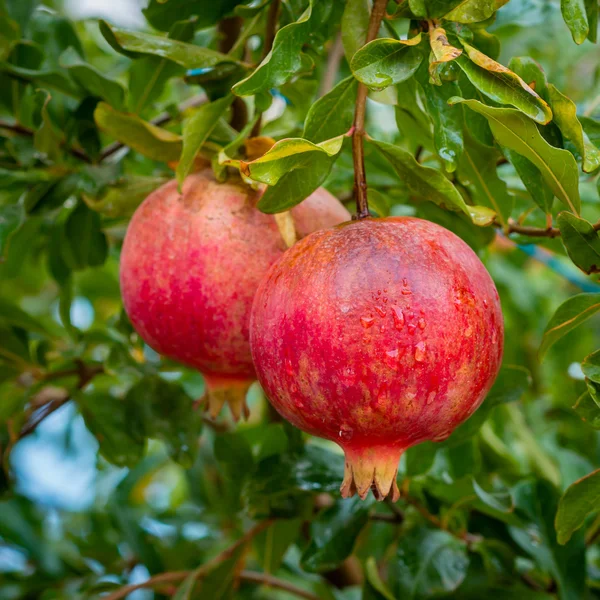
[
  {"x1": 250, "y1": 217, "x2": 503, "y2": 500},
  {"x1": 120, "y1": 171, "x2": 349, "y2": 420}
]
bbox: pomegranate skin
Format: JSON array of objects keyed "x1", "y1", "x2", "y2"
[
  {"x1": 250, "y1": 217, "x2": 503, "y2": 500},
  {"x1": 120, "y1": 171, "x2": 350, "y2": 420}
]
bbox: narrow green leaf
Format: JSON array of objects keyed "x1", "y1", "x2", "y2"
[
  {"x1": 557, "y1": 212, "x2": 600, "y2": 274},
  {"x1": 371, "y1": 139, "x2": 495, "y2": 225},
  {"x1": 573, "y1": 391, "x2": 600, "y2": 429},
  {"x1": 582, "y1": 349, "x2": 600, "y2": 383},
  {"x1": 61, "y1": 202, "x2": 108, "y2": 271},
  {"x1": 473, "y1": 479, "x2": 514, "y2": 513},
  {"x1": 177, "y1": 95, "x2": 233, "y2": 186},
  {"x1": 556, "y1": 469, "x2": 600, "y2": 544},
  {"x1": 452, "y1": 98, "x2": 580, "y2": 214},
  {"x1": 457, "y1": 43, "x2": 552, "y2": 124},
  {"x1": 547, "y1": 83, "x2": 600, "y2": 173},
  {"x1": 561, "y1": 0, "x2": 589, "y2": 44},
  {"x1": 457, "y1": 133, "x2": 513, "y2": 225},
  {"x1": 416, "y1": 69, "x2": 463, "y2": 172},
  {"x1": 586, "y1": 0, "x2": 598, "y2": 42},
  {"x1": 540, "y1": 293, "x2": 600, "y2": 359},
  {"x1": 94, "y1": 102, "x2": 182, "y2": 162},
  {"x1": 0, "y1": 203, "x2": 24, "y2": 258},
  {"x1": 303, "y1": 76, "x2": 357, "y2": 144},
  {"x1": 300, "y1": 496, "x2": 372, "y2": 572},
  {"x1": 0, "y1": 62, "x2": 83, "y2": 98},
  {"x1": 502, "y1": 148, "x2": 554, "y2": 214},
  {"x1": 351, "y1": 35, "x2": 424, "y2": 91},
  {"x1": 234, "y1": 0, "x2": 333, "y2": 96},
  {"x1": 59, "y1": 47, "x2": 126, "y2": 110},
  {"x1": 443, "y1": 0, "x2": 497, "y2": 23},
  {"x1": 0, "y1": 296, "x2": 47, "y2": 333},
  {"x1": 99, "y1": 20, "x2": 237, "y2": 69},
  {"x1": 254, "y1": 519, "x2": 303, "y2": 574},
  {"x1": 364, "y1": 556, "x2": 396, "y2": 600},
  {"x1": 33, "y1": 92, "x2": 62, "y2": 162}
]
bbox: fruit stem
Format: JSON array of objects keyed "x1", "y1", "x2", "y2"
[{"x1": 352, "y1": 0, "x2": 388, "y2": 220}]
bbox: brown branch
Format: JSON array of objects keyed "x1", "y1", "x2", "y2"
[
  {"x1": 18, "y1": 361, "x2": 103, "y2": 440},
  {"x1": 98, "y1": 94, "x2": 207, "y2": 162},
  {"x1": 0, "y1": 121, "x2": 92, "y2": 163},
  {"x1": 352, "y1": 0, "x2": 387, "y2": 220},
  {"x1": 238, "y1": 571, "x2": 320, "y2": 600},
  {"x1": 101, "y1": 520, "x2": 275, "y2": 600},
  {"x1": 494, "y1": 217, "x2": 600, "y2": 239},
  {"x1": 319, "y1": 31, "x2": 344, "y2": 97}
]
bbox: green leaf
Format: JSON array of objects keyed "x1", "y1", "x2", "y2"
[
  {"x1": 573, "y1": 391, "x2": 600, "y2": 428},
  {"x1": 33, "y1": 92, "x2": 62, "y2": 162},
  {"x1": 457, "y1": 132, "x2": 513, "y2": 225},
  {"x1": 143, "y1": 0, "x2": 239, "y2": 31},
  {"x1": 547, "y1": 83, "x2": 600, "y2": 173},
  {"x1": 94, "y1": 101, "x2": 182, "y2": 162},
  {"x1": 586, "y1": 0, "x2": 598, "y2": 42},
  {"x1": 473, "y1": 479, "x2": 514, "y2": 513},
  {"x1": 561, "y1": 0, "x2": 589, "y2": 44},
  {"x1": 451, "y1": 98, "x2": 580, "y2": 214},
  {"x1": 99, "y1": 20, "x2": 238, "y2": 69},
  {"x1": 416, "y1": 69, "x2": 463, "y2": 172},
  {"x1": 557, "y1": 212, "x2": 600, "y2": 274},
  {"x1": 457, "y1": 43, "x2": 552, "y2": 124},
  {"x1": 301, "y1": 496, "x2": 372, "y2": 572},
  {"x1": 59, "y1": 47, "x2": 126, "y2": 110},
  {"x1": 364, "y1": 556, "x2": 396, "y2": 600},
  {"x1": 540, "y1": 293, "x2": 600, "y2": 359},
  {"x1": 0, "y1": 202, "x2": 24, "y2": 258},
  {"x1": 391, "y1": 529, "x2": 469, "y2": 599},
  {"x1": 502, "y1": 148, "x2": 553, "y2": 214},
  {"x1": 82, "y1": 176, "x2": 168, "y2": 218},
  {"x1": 0, "y1": 296, "x2": 47, "y2": 333},
  {"x1": 61, "y1": 202, "x2": 108, "y2": 271},
  {"x1": 582, "y1": 349, "x2": 600, "y2": 383},
  {"x1": 253, "y1": 519, "x2": 303, "y2": 574},
  {"x1": 245, "y1": 136, "x2": 344, "y2": 213},
  {"x1": 350, "y1": 35, "x2": 424, "y2": 91},
  {"x1": 233, "y1": 0, "x2": 333, "y2": 96},
  {"x1": 177, "y1": 95, "x2": 233, "y2": 186},
  {"x1": 77, "y1": 390, "x2": 145, "y2": 468},
  {"x1": 125, "y1": 375, "x2": 202, "y2": 467},
  {"x1": 371, "y1": 139, "x2": 495, "y2": 225},
  {"x1": 556, "y1": 469, "x2": 600, "y2": 545},
  {"x1": 0, "y1": 61, "x2": 83, "y2": 98},
  {"x1": 443, "y1": 0, "x2": 497, "y2": 23},
  {"x1": 341, "y1": 0, "x2": 371, "y2": 61},
  {"x1": 303, "y1": 76, "x2": 357, "y2": 144},
  {"x1": 510, "y1": 479, "x2": 585, "y2": 600}
]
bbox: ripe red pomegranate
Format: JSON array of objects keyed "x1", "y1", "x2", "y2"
[
  {"x1": 120, "y1": 171, "x2": 349, "y2": 420},
  {"x1": 250, "y1": 217, "x2": 503, "y2": 501}
]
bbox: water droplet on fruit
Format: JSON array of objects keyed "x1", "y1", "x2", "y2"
[
  {"x1": 339, "y1": 424, "x2": 354, "y2": 441},
  {"x1": 391, "y1": 305, "x2": 405, "y2": 330},
  {"x1": 403, "y1": 278, "x2": 408, "y2": 286},
  {"x1": 415, "y1": 341, "x2": 426, "y2": 362},
  {"x1": 427, "y1": 391, "x2": 436, "y2": 405},
  {"x1": 361, "y1": 316, "x2": 375, "y2": 328},
  {"x1": 408, "y1": 324, "x2": 416, "y2": 334},
  {"x1": 285, "y1": 359, "x2": 294, "y2": 375},
  {"x1": 465, "y1": 325, "x2": 473, "y2": 337},
  {"x1": 340, "y1": 304, "x2": 351, "y2": 314},
  {"x1": 483, "y1": 298, "x2": 488, "y2": 307},
  {"x1": 374, "y1": 305, "x2": 386, "y2": 317},
  {"x1": 380, "y1": 325, "x2": 385, "y2": 333},
  {"x1": 386, "y1": 349, "x2": 399, "y2": 359},
  {"x1": 401, "y1": 289, "x2": 412, "y2": 295},
  {"x1": 418, "y1": 318, "x2": 426, "y2": 330},
  {"x1": 382, "y1": 297, "x2": 388, "y2": 304}
]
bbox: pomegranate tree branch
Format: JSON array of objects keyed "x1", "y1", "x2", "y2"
[
  {"x1": 494, "y1": 218, "x2": 600, "y2": 239},
  {"x1": 0, "y1": 120, "x2": 92, "y2": 163},
  {"x1": 352, "y1": 0, "x2": 387, "y2": 219},
  {"x1": 101, "y1": 520, "x2": 278, "y2": 600}
]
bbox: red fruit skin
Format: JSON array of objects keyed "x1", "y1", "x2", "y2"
[
  {"x1": 120, "y1": 171, "x2": 349, "y2": 420},
  {"x1": 250, "y1": 217, "x2": 503, "y2": 500}
]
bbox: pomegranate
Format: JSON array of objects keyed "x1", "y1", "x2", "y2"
[
  {"x1": 250, "y1": 217, "x2": 503, "y2": 501},
  {"x1": 120, "y1": 170, "x2": 350, "y2": 420}
]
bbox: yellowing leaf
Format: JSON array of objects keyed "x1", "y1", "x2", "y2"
[
  {"x1": 458, "y1": 42, "x2": 552, "y2": 124},
  {"x1": 428, "y1": 27, "x2": 462, "y2": 85}
]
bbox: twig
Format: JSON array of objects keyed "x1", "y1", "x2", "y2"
[
  {"x1": 0, "y1": 120, "x2": 92, "y2": 163},
  {"x1": 98, "y1": 94, "x2": 207, "y2": 162},
  {"x1": 101, "y1": 520, "x2": 274, "y2": 600},
  {"x1": 352, "y1": 0, "x2": 387, "y2": 219},
  {"x1": 238, "y1": 571, "x2": 320, "y2": 600},
  {"x1": 586, "y1": 512, "x2": 600, "y2": 546},
  {"x1": 18, "y1": 361, "x2": 103, "y2": 439},
  {"x1": 494, "y1": 217, "x2": 600, "y2": 239},
  {"x1": 318, "y1": 32, "x2": 344, "y2": 97}
]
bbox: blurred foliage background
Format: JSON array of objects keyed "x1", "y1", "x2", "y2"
[{"x1": 1, "y1": 0, "x2": 600, "y2": 599}]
